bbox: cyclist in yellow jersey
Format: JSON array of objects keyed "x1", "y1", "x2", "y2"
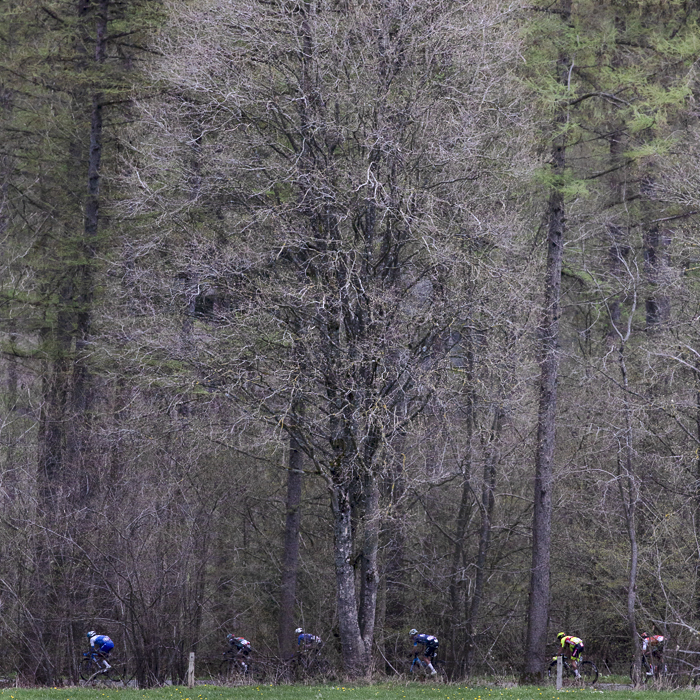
[{"x1": 557, "y1": 633, "x2": 584, "y2": 677}]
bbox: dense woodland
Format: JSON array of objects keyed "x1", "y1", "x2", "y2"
[{"x1": 2, "y1": 0, "x2": 700, "y2": 687}]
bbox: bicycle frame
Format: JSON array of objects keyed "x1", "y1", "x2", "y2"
[{"x1": 83, "y1": 652, "x2": 109, "y2": 673}]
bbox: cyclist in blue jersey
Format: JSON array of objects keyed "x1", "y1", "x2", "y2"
[
  {"x1": 295, "y1": 627, "x2": 322, "y2": 649},
  {"x1": 87, "y1": 631, "x2": 114, "y2": 669},
  {"x1": 409, "y1": 629, "x2": 439, "y2": 676}
]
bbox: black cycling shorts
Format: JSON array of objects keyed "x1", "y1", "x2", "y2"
[{"x1": 422, "y1": 644, "x2": 438, "y2": 659}]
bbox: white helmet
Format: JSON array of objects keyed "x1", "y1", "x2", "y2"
[
  {"x1": 409, "y1": 629, "x2": 418, "y2": 636},
  {"x1": 87, "y1": 630, "x2": 96, "y2": 639},
  {"x1": 295, "y1": 627, "x2": 303, "y2": 634}
]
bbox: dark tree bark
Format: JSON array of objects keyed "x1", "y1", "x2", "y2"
[
  {"x1": 617, "y1": 339, "x2": 642, "y2": 684},
  {"x1": 358, "y1": 474, "x2": 380, "y2": 657},
  {"x1": 521, "y1": 0, "x2": 570, "y2": 681},
  {"x1": 695, "y1": 364, "x2": 700, "y2": 621},
  {"x1": 522, "y1": 80, "x2": 568, "y2": 686},
  {"x1": 331, "y1": 481, "x2": 366, "y2": 675},
  {"x1": 644, "y1": 225, "x2": 670, "y2": 329},
  {"x1": 448, "y1": 339, "x2": 475, "y2": 675},
  {"x1": 66, "y1": 0, "x2": 108, "y2": 489},
  {"x1": 277, "y1": 433, "x2": 304, "y2": 659},
  {"x1": 465, "y1": 406, "x2": 504, "y2": 675}
]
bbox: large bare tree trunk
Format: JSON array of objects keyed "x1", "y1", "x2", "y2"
[
  {"x1": 521, "y1": 0, "x2": 570, "y2": 681},
  {"x1": 644, "y1": 224, "x2": 670, "y2": 328},
  {"x1": 331, "y1": 481, "x2": 366, "y2": 675},
  {"x1": 67, "y1": 0, "x2": 108, "y2": 484},
  {"x1": 695, "y1": 364, "x2": 700, "y2": 620},
  {"x1": 448, "y1": 340, "x2": 475, "y2": 676},
  {"x1": 277, "y1": 434, "x2": 304, "y2": 659},
  {"x1": 466, "y1": 406, "x2": 504, "y2": 675},
  {"x1": 522, "y1": 122, "x2": 566, "y2": 685},
  {"x1": 618, "y1": 340, "x2": 642, "y2": 683},
  {"x1": 358, "y1": 474, "x2": 380, "y2": 663}
]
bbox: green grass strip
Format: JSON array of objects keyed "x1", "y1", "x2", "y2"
[{"x1": 2, "y1": 683, "x2": 700, "y2": 700}]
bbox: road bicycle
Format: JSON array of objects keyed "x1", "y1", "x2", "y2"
[
  {"x1": 218, "y1": 648, "x2": 256, "y2": 684},
  {"x1": 289, "y1": 645, "x2": 331, "y2": 681},
  {"x1": 79, "y1": 652, "x2": 127, "y2": 685},
  {"x1": 409, "y1": 655, "x2": 447, "y2": 681},
  {"x1": 630, "y1": 653, "x2": 666, "y2": 684},
  {"x1": 548, "y1": 657, "x2": 598, "y2": 685}
]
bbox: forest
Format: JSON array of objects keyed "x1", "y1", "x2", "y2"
[{"x1": 1, "y1": 0, "x2": 700, "y2": 688}]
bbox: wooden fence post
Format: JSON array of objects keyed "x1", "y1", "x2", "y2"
[
  {"x1": 188, "y1": 652, "x2": 195, "y2": 688},
  {"x1": 556, "y1": 656, "x2": 562, "y2": 690}
]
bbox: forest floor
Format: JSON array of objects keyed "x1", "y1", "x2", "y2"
[{"x1": 0, "y1": 681, "x2": 696, "y2": 700}]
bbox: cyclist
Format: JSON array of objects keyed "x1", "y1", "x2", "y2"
[
  {"x1": 557, "y1": 633, "x2": 584, "y2": 678},
  {"x1": 226, "y1": 633, "x2": 252, "y2": 672},
  {"x1": 295, "y1": 627, "x2": 322, "y2": 649},
  {"x1": 409, "y1": 628, "x2": 439, "y2": 676},
  {"x1": 87, "y1": 631, "x2": 114, "y2": 669},
  {"x1": 641, "y1": 632, "x2": 664, "y2": 675}
]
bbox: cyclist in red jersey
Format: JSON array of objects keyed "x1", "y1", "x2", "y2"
[{"x1": 641, "y1": 632, "x2": 664, "y2": 675}]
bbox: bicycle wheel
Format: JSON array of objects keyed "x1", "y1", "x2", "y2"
[
  {"x1": 291, "y1": 654, "x2": 308, "y2": 681},
  {"x1": 79, "y1": 657, "x2": 99, "y2": 681},
  {"x1": 630, "y1": 659, "x2": 652, "y2": 685},
  {"x1": 103, "y1": 663, "x2": 123, "y2": 684},
  {"x1": 219, "y1": 658, "x2": 237, "y2": 682},
  {"x1": 312, "y1": 658, "x2": 332, "y2": 679},
  {"x1": 580, "y1": 661, "x2": 598, "y2": 684},
  {"x1": 219, "y1": 657, "x2": 248, "y2": 683},
  {"x1": 549, "y1": 659, "x2": 575, "y2": 683}
]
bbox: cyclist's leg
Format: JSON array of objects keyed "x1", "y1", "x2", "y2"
[
  {"x1": 572, "y1": 645, "x2": 585, "y2": 676},
  {"x1": 424, "y1": 647, "x2": 438, "y2": 676}
]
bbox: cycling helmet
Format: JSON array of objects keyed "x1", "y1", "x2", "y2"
[
  {"x1": 87, "y1": 631, "x2": 96, "y2": 640},
  {"x1": 409, "y1": 629, "x2": 418, "y2": 637},
  {"x1": 557, "y1": 632, "x2": 565, "y2": 639},
  {"x1": 227, "y1": 633, "x2": 235, "y2": 643},
  {"x1": 295, "y1": 628, "x2": 303, "y2": 634},
  {"x1": 641, "y1": 632, "x2": 649, "y2": 638}
]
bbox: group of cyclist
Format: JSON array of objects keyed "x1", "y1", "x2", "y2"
[
  {"x1": 556, "y1": 630, "x2": 664, "y2": 679},
  {"x1": 84, "y1": 624, "x2": 663, "y2": 682},
  {"x1": 224, "y1": 627, "x2": 322, "y2": 666}
]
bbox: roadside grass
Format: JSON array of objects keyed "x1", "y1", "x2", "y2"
[{"x1": 2, "y1": 680, "x2": 700, "y2": 700}]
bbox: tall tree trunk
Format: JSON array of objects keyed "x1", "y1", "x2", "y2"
[
  {"x1": 448, "y1": 339, "x2": 475, "y2": 676},
  {"x1": 358, "y1": 473, "x2": 380, "y2": 665},
  {"x1": 695, "y1": 363, "x2": 700, "y2": 620},
  {"x1": 331, "y1": 480, "x2": 365, "y2": 675},
  {"x1": 522, "y1": 165, "x2": 565, "y2": 681},
  {"x1": 277, "y1": 433, "x2": 304, "y2": 659},
  {"x1": 522, "y1": 105, "x2": 567, "y2": 687},
  {"x1": 465, "y1": 406, "x2": 504, "y2": 675},
  {"x1": 522, "y1": 0, "x2": 570, "y2": 682},
  {"x1": 644, "y1": 224, "x2": 669, "y2": 329},
  {"x1": 617, "y1": 340, "x2": 642, "y2": 683},
  {"x1": 67, "y1": 0, "x2": 108, "y2": 489}
]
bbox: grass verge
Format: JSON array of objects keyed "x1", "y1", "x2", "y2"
[{"x1": 1, "y1": 680, "x2": 699, "y2": 700}]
